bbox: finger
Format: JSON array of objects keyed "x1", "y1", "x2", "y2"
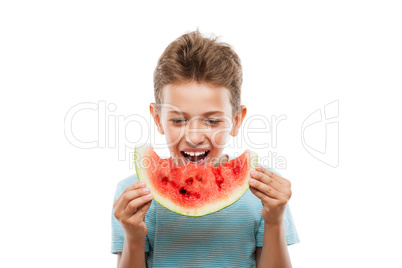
[
  {"x1": 124, "y1": 193, "x2": 153, "y2": 216},
  {"x1": 255, "y1": 166, "x2": 292, "y2": 188},
  {"x1": 256, "y1": 165, "x2": 275, "y2": 177},
  {"x1": 250, "y1": 170, "x2": 281, "y2": 191},
  {"x1": 258, "y1": 166, "x2": 291, "y2": 186},
  {"x1": 114, "y1": 187, "x2": 149, "y2": 220},
  {"x1": 113, "y1": 181, "x2": 146, "y2": 209},
  {"x1": 249, "y1": 187, "x2": 280, "y2": 207},
  {"x1": 120, "y1": 187, "x2": 151, "y2": 211},
  {"x1": 272, "y1": 173, "x2": 291, "y2": 186},
  {"x1": 249, "y1": 177, "x2": 281, "y2": 199},
  {"x1": 114, "y1": 181, "x2": 146, "y2": 206},
  {"x1": 130, "y1": 199, "x2": 152, "y2": 223}
]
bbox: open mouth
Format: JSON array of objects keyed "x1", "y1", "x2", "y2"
[{"x1": 181, "y1": 150, "x2": 210, "y2": 164}]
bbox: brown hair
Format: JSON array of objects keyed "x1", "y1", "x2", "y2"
[{"x1": 153, "y1": 29, "x2": 243, "y2": 118}]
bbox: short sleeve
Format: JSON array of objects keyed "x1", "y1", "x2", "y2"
[
  {"x1": 255, "y1": 203, "x2": 300, "y2": 246},
  {"x1": 111, "y1": 175, "x2": 150, "y2": 254}
]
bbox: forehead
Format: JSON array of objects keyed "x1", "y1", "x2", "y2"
[{"x1": 161, "y1": 81, "x2": 232, "y2": 116}]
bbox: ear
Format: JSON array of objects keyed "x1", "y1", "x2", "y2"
[
  {"x1": 150, "y1": 103, "x2": 165, "y2": 135},
  {"x1": 230, "y1": 105, "x2": 247, "y2": 136}
]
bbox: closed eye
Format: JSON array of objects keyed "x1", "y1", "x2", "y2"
[
  {"x1": 172, "y1": 119, "x2": 186, "y2": 124},
  {"x1": 205, "y1": 119, "x2": 220, "y2": 125},
  {"x1": 171, "y1": 118, "x2": 220, "y2": 125}
]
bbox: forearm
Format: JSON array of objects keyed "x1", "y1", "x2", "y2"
[
  {"x1": 257, "y1": 222, "x2": 292, "y2": 268},
  {"x1": 118, "y1": 237, "x2": 147, "y2": 268}
]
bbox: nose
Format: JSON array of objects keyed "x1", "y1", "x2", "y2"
[{"x1": 185, "y1": 117, "x2": 209, "y2": 146}]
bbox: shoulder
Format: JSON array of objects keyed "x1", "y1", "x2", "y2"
[
  {"x1": 118, "y1": 173, "x2": 139, "y2": 188},
  {"x1": 113, "y1": 173, "x2": 139, "y2": 200}
]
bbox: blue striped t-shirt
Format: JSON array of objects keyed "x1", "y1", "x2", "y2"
[{"x1": 111, "y1": 169, "x2": 299, "y2": 267}]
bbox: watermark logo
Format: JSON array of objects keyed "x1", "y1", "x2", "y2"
[
  {"x1": 301, "y1": 100, "x2": 339, "y2": 167},
  {"x1": 64, "y1": 101, "x2": 149, "y2": 160},
  {"x1": 64, "y1": 100, "x2": 289, "y2": 169},
  {"x1": 128, "y1": 150, "x2": 287, "y2": 170}
]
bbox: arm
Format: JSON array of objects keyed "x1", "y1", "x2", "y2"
[
  {"x1": 117, "y1": 249, "x2": 148, "y2": 268},
  {"x1": 113, "y1": 181, "x2": 153, "y2": 268},
  {"x1": 250, "y1": 165, "x2": 293, "y2": 268},
  {"x1": 255, "y1": 223, "x2": 291, "y2": 268}
]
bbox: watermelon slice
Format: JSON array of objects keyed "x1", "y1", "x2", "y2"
[{"x1": 134, "y1": 144, "x2": 258, "y2": 217}]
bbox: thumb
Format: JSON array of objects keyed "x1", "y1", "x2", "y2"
[{"x1": 133, "y1": 200, "x2": 152, "y2": 222}]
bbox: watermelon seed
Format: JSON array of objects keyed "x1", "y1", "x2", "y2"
[
  {"x1": 179, "y1": 187, "x2": 192, "y2": 198},
  {"x1": 179, "y1": 188, "x2": 187, "y2": 195},
  {"x1": 185, "y1": 178, "x2": 193, "y2": 186},
  {"x1": 196, "y1": 174, "x2": 207, "y2": 184}
]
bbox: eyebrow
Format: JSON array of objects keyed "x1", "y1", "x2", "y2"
[{"x1": 168, "y1": 110, "x2": 224, "y2": 117}]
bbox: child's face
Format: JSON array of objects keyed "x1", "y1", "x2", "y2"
[{"x1": 150, "y1": 81, "x2": 246, "y2": 166}]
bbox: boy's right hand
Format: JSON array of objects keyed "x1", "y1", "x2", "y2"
[{"x1": 113, "y1": 181, "x2": 153, "y2": 243}]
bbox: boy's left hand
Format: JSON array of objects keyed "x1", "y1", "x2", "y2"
[{"x1": 249, "y1": 165, "x2": 292, "y2": 226}]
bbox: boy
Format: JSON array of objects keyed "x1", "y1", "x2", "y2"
[{"x1": 112, "y1": 29, "x2": 299, "y2": 267}]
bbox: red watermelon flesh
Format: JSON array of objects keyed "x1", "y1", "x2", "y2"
[{"x1": 134, "y1": 144, "x2": 258, "y2": 217}]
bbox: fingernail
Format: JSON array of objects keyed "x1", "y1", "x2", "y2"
[
  {"x1": 143, "y1": 188, "x2": 149, "y2": 193},
  {"x1": 255, "y1": 165, "x2": 261, "y2": 170},
  {"x1": 251, "y1": 170, "x2": 257, "y2": 176},
  {"x1": 147, "y1": 194, "x2": 153, "y2": 199},
  {"x1": 139, "y1": 182, "x2": 145, "y2": 187},
  {"x1": 250, "y1": 179, "x2": 256, "y2": 184}
]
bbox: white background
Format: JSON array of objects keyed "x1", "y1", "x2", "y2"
[{"x1": 1, "y1": 1, "x2": 401, "y2": 267}]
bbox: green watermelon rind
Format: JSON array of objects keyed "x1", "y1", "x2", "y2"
[{"x1": 134, "y1": 144, "x2": 258, "y2": 217}]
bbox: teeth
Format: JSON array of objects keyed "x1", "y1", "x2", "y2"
[{"x1": 183, "y1": 151, "x2": 207, "y2": 156}]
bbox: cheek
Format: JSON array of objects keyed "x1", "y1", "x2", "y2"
[
  {"x1": 209, "y1": 128, "x2": 231, "y2": 148},
  {"x1": 164, "y1": 126, "x2": 184, "y2": 145}
]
